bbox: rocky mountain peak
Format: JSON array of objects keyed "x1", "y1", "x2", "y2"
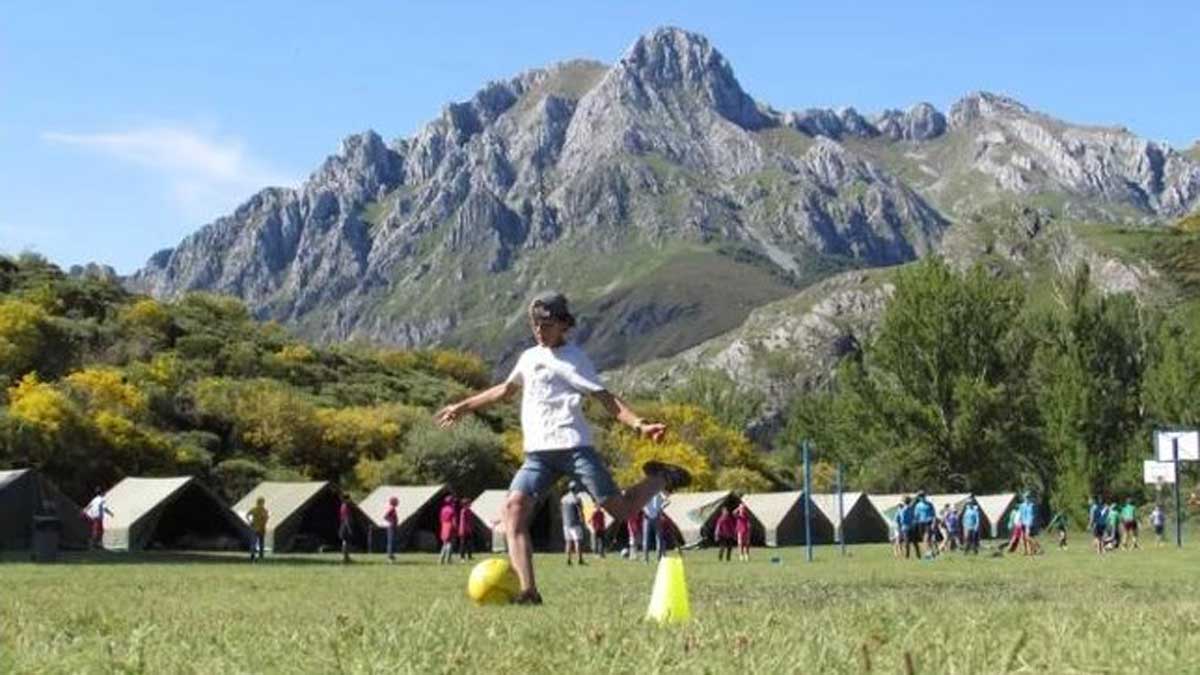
[
  {"x1": 308, "y1": 130, "x2": 404, "y2": 202},
  {"x1": 874, "y1": 102, "x2": 947, "y2": 141},
  {"x1": 614, "y1": 26, "x2": 771, "y2": 131},
  {"x1": 949, "y1": 91, "x2": 1031, "y2": 128}
]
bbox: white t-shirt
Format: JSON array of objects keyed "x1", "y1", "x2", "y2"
[
  {"x1": 506, "y1": 343, "x2": 606, "y2": 452},
  {"x1": 84, "y1": 496, "x2": 106, "y2": 521}
]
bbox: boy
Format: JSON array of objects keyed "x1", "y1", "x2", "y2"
[
  {"x1": 1120, "y1": 498, "x2": 1140, "y2": 550},
  {"x1": 247, "y1": 497, "x2": 269, "y2": 562},
  {"x1": 82, "y1": 488, "x2": 114, "y2": 550},
  {"x1": 589, "y1": 499, "x2": 607, "y2": 558},
  {"x1": 436, "y1": 291, "x2": 690, "y2": 605},
  {"x1": 383, "y1": 496, "x2": 399, "y2": 562},
  {"x1": 561, "y1": 482, "x2": 586, "y2": 566},
  {"x1": 1150, "y1": 504, "x2": 1166, "y2": 546},
  {"x1": 961, "y1": 498, "x2": 981, "y2": 555},
  {"x1": 1088, "y1": 497, "x2": 1106, "y2": 555}
]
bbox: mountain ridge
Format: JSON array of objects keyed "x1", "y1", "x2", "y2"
[{"x1": 127, "y1": 26, "x2": 1200, "y2": 380}]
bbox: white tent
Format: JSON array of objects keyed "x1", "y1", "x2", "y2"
[
  {"x1": 358, "y1": 485, "x2": 453, "y2": 552},
  {"x1": 865, "y1": 493, "x2": 908, "y2": 538},
  {"x1": 233, "y1": 481, "x2": 371, "y2": 552},
  {"x1": 470, "y1": 489, "x2": 562, "y2": 552},
  {"x1": 810, "y1": 492, "x2": 889, "y2": 544},
  {"x1": 661, "y1": 491, "x2": 731, "y2": 547},
  {"x1": 104, "y1": 477, "x2": 252, "y2": 551},
  {"x1": 975, "y1": 493, "x2": 1018, "y2": 538},
  {"x1": 740, "y1": 491, "x2": 833, "y2": 546}
]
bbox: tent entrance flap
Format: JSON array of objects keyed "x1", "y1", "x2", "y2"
[{"x1": 146, "y1": 484, "x2": 248, "y2": 551}]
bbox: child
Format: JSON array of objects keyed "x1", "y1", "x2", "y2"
[
  {"x1": 82, "y1": 488, "x2": 114, "y2": 550},
  {"x1": 1088, "y1": 497, "x2": 1106, "y2": 555},
  {"x1": 436, "y1": 291, "x2": 690, "y2": 604},
  {"x1": 1151, "y1": 504, "x2": 1166, "y2": 546},
  {"x1": 438, "y1": 495, "x2": 457, "y2": 565},
  {"x1": 715, "y1": 505, "x2": 736, "y2": 561},
  {"x1": 1120, "y1": 498, "x2": 1140, "y2": 550},
  {"x1": 589, "y1": 501, "x2": 607, "y2": 558},
  {"x1": 561, "y1": 482, "x2": 586, "y2": 566},
  {"x1": 961, "y1": 498, "x2": 981, "y2": 555},
  {"x1": 458, "y1": 497, "x2": 474, "y2": 561},
  {"x1": 734, "y1": 501, "x2": 752, "y2": 561},
  {"x1": 625, "y1": 512, "x2": 643, "y2": 560},
  {"x1": 383, "y1": 496, "x2": 399, "y2": 562},
  {"x1": 642, "y1": 490, "x2": 668, "y2": 563},
  {"x1": 247, "y1": 497, "x2": 269, "y2": 562}
]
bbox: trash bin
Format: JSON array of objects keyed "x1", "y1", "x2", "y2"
[{"x1": 32, "y1": 515, "x2": 62, "y2": 563}]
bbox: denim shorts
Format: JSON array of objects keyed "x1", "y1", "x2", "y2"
[{"x1": 509, "y1": 446, "x2": 619, "y2": 502}]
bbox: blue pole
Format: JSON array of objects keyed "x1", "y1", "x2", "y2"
[
  {"x1": 837, "y1": 463, "x2": 846, "y2": 556},
  {"x1": 803, "y1": 440, "x2": 813, "y2": 563}
]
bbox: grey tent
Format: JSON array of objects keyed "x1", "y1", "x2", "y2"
[
  {"x1": 103, "y1": 477, "x2": 252, "y2": 551},
  {"x1": 470, "y1": 489, "x2": 563, "y2": 552},
  {"x1": 233, "y1": 481, "x2": 371, "y2": 553},
  {"x1": 810, "y1": 492, "x2": 889, "y2": 544},
  {"x1": 740, "y1": 491, "x2": 834, "y2": 546},
  {"x1": 358, "y1": 485, "x2": 470, "y2": 552},
  {"x1": 975, "y1": 493, "x2": 1018, "y2": 538},
  {"x1": 0, "y1": 468, "x2": 90, "y2": 550},
  {"x1": 662, "y1": 490, "x2": 733, "y2": 547}
]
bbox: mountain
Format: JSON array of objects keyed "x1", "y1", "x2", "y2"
[{"x1": 129, "y1": 27, "x2": 1200, "y2": 379}]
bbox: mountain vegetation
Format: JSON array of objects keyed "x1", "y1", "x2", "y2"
[{"x1": 0, "y1": 255, "x2": 776, "y2": 502}]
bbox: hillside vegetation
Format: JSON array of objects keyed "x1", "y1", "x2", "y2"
[{"x1": 0, "y1": 255, "x2": 777, "y2": 503}]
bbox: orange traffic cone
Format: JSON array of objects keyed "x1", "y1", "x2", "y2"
[{"x1": 646, "y1": 556, "x2": 691, "y2": 624}]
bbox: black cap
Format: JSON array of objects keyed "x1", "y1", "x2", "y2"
[{"x1": 529, "y1": 291, "x2": 576, "y2": 327}]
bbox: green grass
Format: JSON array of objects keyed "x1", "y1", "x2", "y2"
[{"x1": 3, "y1": 542, "x2": 1198, "y2": 673}]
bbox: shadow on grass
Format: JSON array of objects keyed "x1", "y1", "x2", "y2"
[{"x1": 0, "y1": 550, "x2": 438, "y2": 567}]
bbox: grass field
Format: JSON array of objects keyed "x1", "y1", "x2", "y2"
[{"x1": 3, "y1": 541, "x2": 1200, "y2": 674}]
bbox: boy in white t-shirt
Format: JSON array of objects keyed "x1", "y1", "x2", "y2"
[{"x1": 436, "y1": 291, "x2": 690, "y2": 605}]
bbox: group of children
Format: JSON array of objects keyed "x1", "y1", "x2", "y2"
[
  {"x1": 1087, "y1": 497, "x2": 1167, "y2": 554},
  {"x1": 436, "y1": 495, "x2": 476, "y2": 564},
  {"x1": 892, "y1": 492, "x2": 985, "y2": 559},
  {"x1": 714, "y1": 503, "x2": 753, "y2": 561}
]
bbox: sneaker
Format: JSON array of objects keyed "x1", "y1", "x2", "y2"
[
  {"x1": 642, "y1": 461, "x2": 692, "y2": 491},
  {"x1": 512, "y1": 589, "x2": 543, "y2": 606}
]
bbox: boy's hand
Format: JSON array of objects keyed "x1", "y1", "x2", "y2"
[
  {"x1": 640, "y1": 422, "x2": 667, "y2": 443},
  {"x1": 435, "y1": 403, "x2": 467, "y2": 428}
]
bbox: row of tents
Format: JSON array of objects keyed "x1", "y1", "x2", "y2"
[{"x1": 1, "y1": 467, "x2": 1023, "y2": 554}]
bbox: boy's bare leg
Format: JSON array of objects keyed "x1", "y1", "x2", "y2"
[
  {"x1": 598, "y1": 475, "x2": 666, "y2": 523},
  {"x1": 504, "y1": 491, "x2": 538, "y2": 595}
]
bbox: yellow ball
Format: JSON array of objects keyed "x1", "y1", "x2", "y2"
[{"x1": 467, "y1": 558, "x2": 521, "y2": 606}]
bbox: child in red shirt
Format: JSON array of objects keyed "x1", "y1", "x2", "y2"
[
  {"x1": 589, "y1": 506, "x2": 607, "y2": 558},
  {"x1": 383, "y1": 496, "x2": 399, "y2": 562},
  {"x1": 734, "y1": 503, "x2": 752, "y2": 561},
  {"x1": 438, "y1": 495, "x2": 457, "y2": 565},
  {"x1": 715, "y1": 506, "x2": 736, "y2": 561}
]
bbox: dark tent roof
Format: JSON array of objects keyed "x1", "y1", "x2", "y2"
[{"x1": 0, "y1": 468, "x2": 90, "y2": 550}]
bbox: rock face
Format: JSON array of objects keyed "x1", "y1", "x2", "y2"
[{"x1": 128, "y1": 27, "x2": 1200, "y2": 374}]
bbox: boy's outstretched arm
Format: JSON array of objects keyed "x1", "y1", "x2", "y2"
[
  {"x1": 436, "y1": 381, "x2": 517, "y2": 428},
  {"x1": 592, "y1": 390, "x2": 667, "y2": 442}
]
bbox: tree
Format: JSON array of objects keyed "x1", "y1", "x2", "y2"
[
  {"x1": 782, "y1": 258, "x2": 1040, "y2": 493},
  {"x1": 1034, "y1": 265, "x2": 1148, "y2": 521}
]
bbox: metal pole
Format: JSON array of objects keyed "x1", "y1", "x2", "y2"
[
  {"x1": 803, "y1": 440, "x2": 813, "y2": 562},
  {"x1": 836, "y1": 464, "x2": 846, "y2": 556},
  {"x1": 1175, "y1": 437, "x2": 1183, "y2": 548}
]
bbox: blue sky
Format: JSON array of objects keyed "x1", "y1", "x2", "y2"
[{"x1": 3, "y1": 1, "x2": 1198, "y2": 273}]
